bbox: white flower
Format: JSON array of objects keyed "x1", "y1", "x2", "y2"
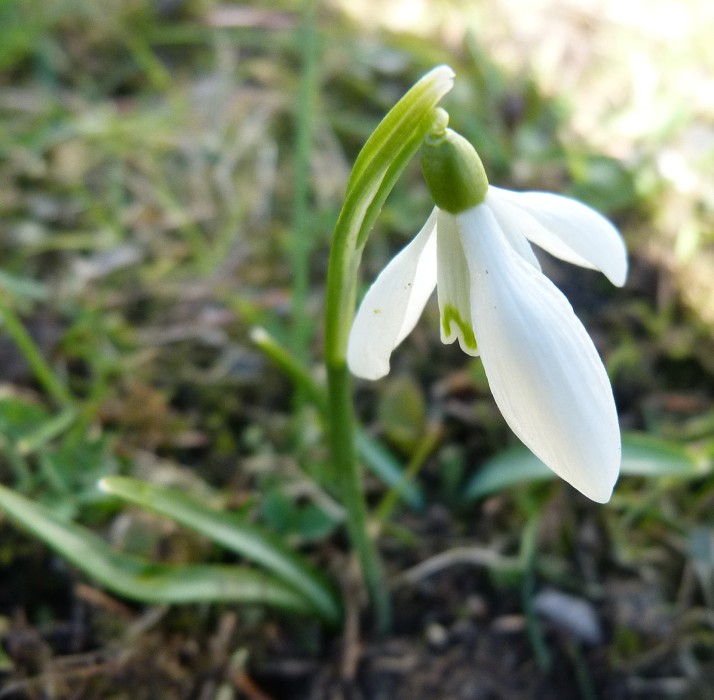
[{"x1": 347, "y1": 182, "x2": 627, "y2": 503}]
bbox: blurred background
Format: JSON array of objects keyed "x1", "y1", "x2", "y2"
[{"x1": 1, "y1": 0, "x2": 714, "y2": 697}]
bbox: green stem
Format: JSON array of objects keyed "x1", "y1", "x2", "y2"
[
  {"x1": 327, "y1": 363, "x2": 391, "y2": 632},
  {"x1": 251, "y1": 327, "x2": 424, "y2": 509},
  {"x1": 0, "y1": 298, "x2": 74, "y2": 408},
  {"x1": 323, "y1": 66, "x2": 454, "y2": 632}
]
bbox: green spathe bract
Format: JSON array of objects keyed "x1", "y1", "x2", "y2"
[{"x1": 421, "y1": 111, "x2": 489, "y2": 214}]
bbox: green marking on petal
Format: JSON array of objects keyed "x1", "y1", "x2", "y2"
[{"x1": 442, "y1": 304, "x2": 477, "y2": 350}]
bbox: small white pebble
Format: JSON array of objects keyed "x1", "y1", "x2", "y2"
[{"x1": 424, "y1": 622, "x2": 449, "y2": 649}]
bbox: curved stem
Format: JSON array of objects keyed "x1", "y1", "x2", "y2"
[
  {"x1": 323, "y1": 66, "x2": 454, "y2": 633},
  {"x1": 324, "y1": 67, "x2": 455, "y2": 367}
]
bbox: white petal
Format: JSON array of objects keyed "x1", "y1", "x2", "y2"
[
  {"x1": 482, "y1": 192, "x2": 541, "y2": 271},
  {"x1": 458, "y1": 205, "x2": 621, "y2": 502},
  {"x1": 488, "y1": 186, "x2": 628, "y2": 287},
  {"x1": 436, "y1": 211, "x2": 479, "y2": 355},
  {"x1": 347, "y1": 210, "x2": 438, "y2": 380}
]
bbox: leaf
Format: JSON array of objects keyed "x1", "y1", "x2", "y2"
[
  {"x1": 356, "y1": 431, "x2": 425, "y2": 509},
  {"x1": 463, "y1": 432, "x2": 703, "y2": 501},
  {"x1": 293, "y1": 503, "x2": 339, "y2": 541},
  {"x1": 0, "y1": 397, "x2": 51, "y2": 441},
  {"x1": 0, "y1": 484, "x2": 325, "y2": 618},
  {"x1": 99, "y1": 476, "x2": 340, "y2": 623},
  {"x1": 260, "y1": 489, "x2": 339, "y2": 543},
  {"x1": 377, "y1": 376, "x2": 427, "y2": 453},
  {"x1": 14, "y1": 407, "x2": 77, "y2": 455},
  {"x1": 615, "y1": 432, "x2": 701, "y2": 476},
  {"x1": 0, "y1": 270, "x2": 49, "y2": 302}
]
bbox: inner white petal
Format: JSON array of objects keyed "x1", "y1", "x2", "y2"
[
  {"x1": 436, "y1": 210, "x2": 479, "y2": 356},
  {"x1": 488, "y1": 186, "x2": 628, "y2": 287},
  {"x1": 347, "y1": 210, "x2": 438, "y2": 380},
  {"x1": 458, "y1": 206, "x2": 621, "y2": 502}
]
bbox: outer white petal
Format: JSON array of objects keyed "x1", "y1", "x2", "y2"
[
  {"x1": 458, "y1": 205, "x2": 620, "y2": 502},
  {"x1": 436, "y1": 210, "x2": 479, "y2": 356},
  {"x1": 347, "y1": 210, "x2": 438, "y2": 380},
  {"x1": 482, "y1": 192, "x2": 541, "y2": 271},
  {"x1": 488, "y1": 186, "x2": 628, "y2": 287}
]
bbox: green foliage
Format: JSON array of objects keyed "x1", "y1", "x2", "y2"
[
  {"x1": 261, "y1": 488, "x2": 339, "y2": 543},
  {"x1": 0, "y1": 394, "x2": 117, "y2": 515},
  {"x1": 100, "y1": 476, "x2": 341, "y2": 623},
  {"x1": 0, "y1": 483, "x2": 328, "y2": 618},
  {"x1": 463, "y1": 432, "x2": 706, "y2": 502},
  {"x1": 376, "y1": 376, "x2": 427, "y2": 454}
]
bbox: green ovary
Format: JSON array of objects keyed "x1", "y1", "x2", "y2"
[{"x1": 442, "y1": 304, "x2": 477, "y2": 351}]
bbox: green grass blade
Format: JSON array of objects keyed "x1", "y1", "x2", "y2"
[
  {"x1": 0, "y1": 298, "x2": 74, "y2": 408},
  {"x1": 290, "y1": 0, "x2": 320, "y2": 363},
  {"x1": 0, "y1": 484, "x2": 324, "y2": 617},
  {"x1": 99, "y1": 476, "x2": 341, "y2": 624},
  {"x1": 356, "y1": 431, "x2": 425, "y2": 510},
  {"x1": 463, "y1": 432, "x2": 704, "y2": 501}
]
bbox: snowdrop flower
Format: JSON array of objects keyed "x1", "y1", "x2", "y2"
[{"x1": 348, "y1": 110, "x2": 627, "y2": 502}]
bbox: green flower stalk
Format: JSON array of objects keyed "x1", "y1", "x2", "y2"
[{"x1": 324, "y1": 66, "x2": 454, "y2": 632}]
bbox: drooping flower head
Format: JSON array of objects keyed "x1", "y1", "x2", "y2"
[{"x1": 348, "y1": 109, "x2": 627, "y2": 503}]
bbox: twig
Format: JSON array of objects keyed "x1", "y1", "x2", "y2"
[{"x1": 395, "y1": 546, "x2": 518, "y2": 587}]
